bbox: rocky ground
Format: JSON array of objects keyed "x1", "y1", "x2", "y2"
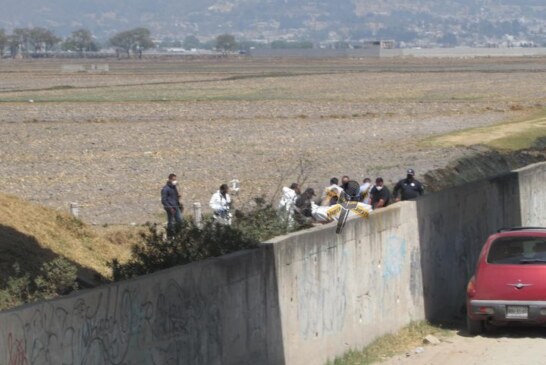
[{"x1": 0, "y1": 57, "x2": 544, "y2": 224}]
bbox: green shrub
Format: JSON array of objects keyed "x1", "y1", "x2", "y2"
[
  {"x1": 111, "y1": 197, "x2": 310, "y2": 281},
  {"x1": 0, "y1": 258, "x2": 78, "y2": 311}
]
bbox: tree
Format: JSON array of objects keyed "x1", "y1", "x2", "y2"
[
  {"x1": 0, "y1": 29, "x2": 7, "y2": 57},
  {"x1": 215, "y1": 33, "x2": 237, "y2": 53},
  {"x1": 9, "y1": 28, "x2": 31, "y2": 57},
  {"x1": 62, "y1": 29, "x2": 100, "y2": 55},
  {"x1": 29, "y1": 27, "x2": 60, "y2": 52},
  {"x1": 110, "y1": 27, "x2": 154, "y2": 58},
  {"x1": 182, "y1": 35, "x2": 201, "y2": 50}
]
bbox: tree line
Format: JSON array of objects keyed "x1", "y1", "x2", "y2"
[
  {"x1": 0, "y1": 27, "x2": 318, "y2": 59},
  {"x1": 0, "y1": 27, "x2": 156, "y2": 58},
  {"x1": 0, "y1": 27, "x2": 241, "y2": 58}
]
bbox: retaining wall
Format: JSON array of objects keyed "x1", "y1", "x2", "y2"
[{"x1": 1, "y1": 162, "x2": 546, "y2": 364}]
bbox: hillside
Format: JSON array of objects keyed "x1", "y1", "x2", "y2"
[
  {"x1": 0, "y1": 193, "x2": 134, "y2": 281},
  {"x1": 1, "y1": 0, "x2": 545, "y2": 46}
]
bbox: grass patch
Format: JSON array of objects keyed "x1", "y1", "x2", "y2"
[
  {"x1": 326, "y1": 321, "x2": 451, "y2": 365},
  {"x1": 425, "y1": 108, "x2": 546, "y2": 151}
]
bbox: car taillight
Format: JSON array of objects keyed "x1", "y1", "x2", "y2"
[{"x1": 467, "y1": 277, "x2": 476, "y2": 298}]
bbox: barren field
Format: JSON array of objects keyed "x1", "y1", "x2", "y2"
[{"x1": 0, "y1": 57, "x2": 545, "y2": 224}]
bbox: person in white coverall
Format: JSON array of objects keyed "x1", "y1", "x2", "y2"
[
  {"x1": 278, "y1": 182, "x2": 300, "y2": 229},
  {"x1": 209, "y1": 184, "x2": 232, "y2": 225}
]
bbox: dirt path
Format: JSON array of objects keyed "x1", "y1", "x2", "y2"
[{"x1": 382, "y1": 327, "x2": 546, "y2": 365}]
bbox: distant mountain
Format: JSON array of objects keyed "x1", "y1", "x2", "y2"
[{"x1": 1, "y1": 0, "x2": 545, "y2": 46}]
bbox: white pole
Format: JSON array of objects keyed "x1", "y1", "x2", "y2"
[
  {"x1": 69, "y1": 202, "x2": 79, "y2": 218},
  {"x1": 193, "y1": 202, "x2": 203, "y2": 228}
]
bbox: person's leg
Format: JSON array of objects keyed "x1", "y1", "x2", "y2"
[
  {"x1": 174, "y1": 206, "x2": 183, "y2": 225},
  {"x1": 166, "y1": 208, "x2": 175, "y2": 235}
]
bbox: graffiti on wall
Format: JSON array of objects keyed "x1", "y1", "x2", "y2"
[{"x1": 0, "y1": 276, "x2": 229, "y2": 365}]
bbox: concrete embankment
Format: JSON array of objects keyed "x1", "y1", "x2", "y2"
[{"x1": 1, "y1": 162, "x2": 546, "y2": 364}]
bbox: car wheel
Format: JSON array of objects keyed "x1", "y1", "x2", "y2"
[{"x1": 466, "y1": 316, "x2": 484, "y2": 336}]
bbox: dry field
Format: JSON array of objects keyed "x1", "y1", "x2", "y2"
[{"x1": 1, "y1": 57, "x2": 545, "y2": 224}]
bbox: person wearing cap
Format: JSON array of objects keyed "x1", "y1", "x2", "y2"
[
  {"x1": 393, "y1": 168, "x2": 424, "y2": 202},
  {"x1": 161, "y1": 173, "x2": 183, "y2": 234},
  {"x1": 321, "y1": 177, "x2": 344, "y2": 206},
  {"x1": 369, "y1": 177, "x2": 391, "y2": 209}
]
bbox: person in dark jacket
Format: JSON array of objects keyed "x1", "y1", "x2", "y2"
[
  {"x1": 370, "y1": 177, "x2": 391, "y2": 209},
  {"x1": 296, "y1": 188, "x2": 315, "y2": 218},
  {"x1": 161, "y1": 173, "x2": 183, "y2": 234},
  {"x1": 393, "y1": 168, "x2": 424, "y2": 202}
]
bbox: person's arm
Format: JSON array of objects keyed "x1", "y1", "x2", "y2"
[{"x1": 161, "y1": 186, "x2": 170, "y2": 208}]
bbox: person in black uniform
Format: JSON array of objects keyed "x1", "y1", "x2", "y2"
[
  {"x1": 393, "y1": 168, "x2": 424, "y2": 202},
  {"x1": 370, "y1": 177, "x2": 391, "y2": 209}
]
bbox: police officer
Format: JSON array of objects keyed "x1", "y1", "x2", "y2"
[{"x1": 393, "y1": 168, "x2": 424, "y2": 202}]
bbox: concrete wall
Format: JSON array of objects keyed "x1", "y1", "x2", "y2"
[
  {"x1": 2, "y1": 162, "x2": 546, "y2": 364},
  {"x1": 416, "y1": 172, "x2": 521, "y2": 322},
  {"x1": 249, "y1": 48, "x2": 381, "y2": 58},
  {"x1": 270, "y1": 202, "x2": 424, "y2": 365},
  {"x1": 250, "y1": 47, "x2": 546, "y2": 59},
  {"x1": 382, "y1": 47, "x2": 546, "y2": 58},
  {"x1": 518, "y1": 162, "x2": 546, "y2": 226},
  {"x1": 0, "y1": 246, "x2": 285, "y2": 365}
]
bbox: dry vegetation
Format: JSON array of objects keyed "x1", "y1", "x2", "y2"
[
  {"x1": 0, "y1": 193, "x2": 136, "y2": 279},
  {"x1": 327, "y1": 321, "x2": 452, "y2": 365},
  {"x1": 0, "y1": 57, "x2": 545, "y2": 225}
]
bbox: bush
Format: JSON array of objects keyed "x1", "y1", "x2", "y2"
[
  {"x1": 111, "y1": 197, "x2": 310, "y2": 281},
  {"x1": 110, "y1": 219, "x2": 258, "y2": 280},
  {"x1": 0, "y1": 258, "x2": 78, "y2": 310},
  {"x1": 233, "y1": 197, "x2": 310, "y2": 241}
]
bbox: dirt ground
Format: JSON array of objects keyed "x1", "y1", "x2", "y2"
[
  {"x1": 0, "y1": 57, "x2": 545, "y2": 224},
  {"x1": 381, "y1": 326, "x2": 546, "y2": 365}
]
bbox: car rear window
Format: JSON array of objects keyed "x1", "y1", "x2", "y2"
[{"x1": 487, "y1": 236, "x2": 546, "y2": 264}]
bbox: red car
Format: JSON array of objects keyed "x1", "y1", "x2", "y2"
[{"x1": 466, "y1": 227, "x2": 546, "y2": 335}]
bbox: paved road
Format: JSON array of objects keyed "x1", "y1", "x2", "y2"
[{"x1": 382, "y1": 326, "x2": 546, "y2": 365}]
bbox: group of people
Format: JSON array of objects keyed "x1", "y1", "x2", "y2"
[
  {"x1": 278, "y1": 169, "x2": 425, "y2": 227},
  {"x1": 160, "y1": 168, "x2": 425, "y2": 233},
  {"x1": 161, "y1": 173, "x2": 233, "y2": 233}
]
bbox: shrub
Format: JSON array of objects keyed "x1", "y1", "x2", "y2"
[
  {"x1": 0, "y1": 258, "x2": 78, "y2": 311},
  {"x1": 111, "y1": 197, "x2": 310, "y2": 281}
]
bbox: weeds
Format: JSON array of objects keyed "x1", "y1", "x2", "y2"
[{"x1": 326, "y1": 321, "x2": 450, "y2": 365}]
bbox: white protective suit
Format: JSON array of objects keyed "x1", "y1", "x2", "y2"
[
  {"x1": 359, "y1": 182, "x2": 372, "y2": 205},
  {"x1": 209, "y1": 191, "x2": 232, "y2": 225},
  {"x1": 278, "y1": 186, "x2": 298, "y2": 227}
]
